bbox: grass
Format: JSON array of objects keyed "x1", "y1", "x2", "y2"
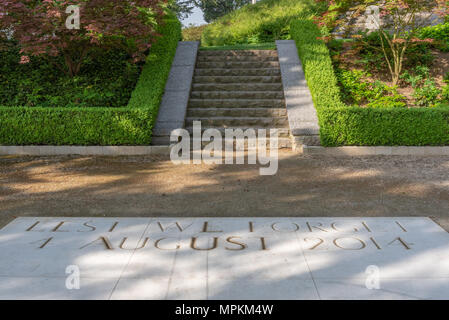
[{"x1": 200, "y1": 42, "x2": 276, "y2": 50}]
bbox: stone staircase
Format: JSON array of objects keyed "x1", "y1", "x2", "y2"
[{"x1": 185, "y1": 49, "x2": 291, "y2": 149}]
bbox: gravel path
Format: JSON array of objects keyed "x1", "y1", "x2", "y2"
[{"x1": 1, "y1": 151, "x2": 448, "y2": 231}]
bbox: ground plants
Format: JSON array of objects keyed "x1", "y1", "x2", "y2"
[
  {"x1": 317, "y1": 0, "x2": 449, "y2": 85},
  {"x1": 0, "y1": 14, "x2": 182, "y2": 145}
]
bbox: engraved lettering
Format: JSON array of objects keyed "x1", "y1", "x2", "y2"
[
  {"x1": 52, "y1": 221, "x2": 68, "y2": 232},
  {"x1": 80, "y1": 236, "x2": 113, "y2": 250},
  {"x1": 154, "y1": 238, "x2": 181, "y2": 250},
  {"x1": 306, "y1": 222, "x2": 328, "y2": 233},
  {"x1": 333, "y1": 237, "x2": 366, "y2": 250},
  {"x1": 304, "y1": 237, "x2": 324, "y2": 250},
  {"x1": 119, "y1": 237, "x2": 149, "y2": 250},
  {"x1": 225, "y1": 236, "x2": 246, "y2": 250},
  {"x1": 201, "y1": 222, "x2": 222, "y2": 233},
  {"x1": 388, "y1": 237, "x2": 412, "y2": 250},
  {"x1": 158, "y1": 221, "x2": 193, "y2": 232},
  {"x1": 191, "y1": 237, "x2": 218, "y2": 250},
  {"x1": 271, "y1": 222, "x2": 299, "y2": 232}
]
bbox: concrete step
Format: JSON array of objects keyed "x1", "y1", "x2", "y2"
[
  {"x1": 188, "y1": 137, "x2": 292, "y2": 150},
  {"x1": 198, "y1": 50, "x2": 278, "y2": 57},
  {"x1": 193, "y1": 75, "x2": 282, "y2": 84},
  {"x1": 188, "y1": 99, "x2": 285, "y2": 108},
  {"x1": 185, "y1": 117, "x2": 289, "y2": 128},
  {"x1": 196, "y1": 61, "x2": 279, "y2": 69},
  {"x1": 152, "y1": 135, "x2": 291, "y2": 148},
  {"x1": 187, "y1": 107, "x2": 287, "y2": 118},
  {"x1": 194, "y1": 68, "x2": 281, "y2": 76},
  {"x1": 185, "y1": 126, "x2": 291, "y2": 138},
  {"x1": 192, "y1": 83, "x2": 283, "y2": 92},
  {"x1": 197, "y1": 55, "x2": 278, "y2": 62},
  {"x1": 190, "y1": 91, "x2": 284, "y2": 100}
]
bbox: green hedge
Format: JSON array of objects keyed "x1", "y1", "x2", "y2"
[
  {"x1": 128, "y1": 15, "x2": 182, "y2": 110},
  {"x1": 0, "y1": 15, "x2": 181, "y2": 146},
  {"x1": 0, "y1": 107, "x2": 153, "y2": 145},
  {"x1": 290, "y1": 19, "x2": 449, "y2": 146}
]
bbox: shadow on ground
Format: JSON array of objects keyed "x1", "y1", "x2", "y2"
[{"x1": 0, "y1": 151, "x2": 448, "y2": 230}]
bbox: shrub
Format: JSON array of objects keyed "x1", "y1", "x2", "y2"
[
  {"x1": 201, "y1": 0, "x2": 324, "y2": 46},
  {"x1": 442, "y1": 85, "x2": 449, "y2": 102},
  {"x1": 0, "y1": 43, "x2": 140, "y2": 108},
  {"x1": 289, "y1": 20, "x2": 344, "y2": 110},
  {"x1": 401, "y1": 66, "x2": 442, "y2": 107},
  {"x1": 318, "y1": 106, "x2": 449, "y2": 146},
  {"x1": 128, "y1": 15, "x2": 182, "y2": 111},
  {"x1": 316, "y1": 0, "x2": 449, "y2": 85},
  {"x1": 419, "y1": 23, "x2": 449, "y2": 44},
  {"x1": 0, "y1": 15, "x2": 182, "y2": 145},
  {"x1": 0, "y1": 0, "x2": 166, "y2": 77},
  {"x1": 0, "y1": 107, "x2": 154, "y2": 145}
]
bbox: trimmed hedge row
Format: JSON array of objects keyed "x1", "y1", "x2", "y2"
[
  {"x1": 0, "y1": 107, "x2": 153, "y2": 145},
  {"x1": 128, "y1": 15, "x2": 182, "y2": 110},
  {"x1": 0, "y1": 15, "x2": 182, "y2": 146},
  {"x1": 290, "y1": 19, "x2": 449, "y2": 146}
]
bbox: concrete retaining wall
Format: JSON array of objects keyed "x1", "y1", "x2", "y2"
[
  {"x1": 152, "y1": 41, "x2": 200, "y2": 145},
  {"x1": 276, "y1": 40, "x2": 320, "y2": 149}
]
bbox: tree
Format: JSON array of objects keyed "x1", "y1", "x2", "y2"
[
  {"x1": 0, "y1": 0, "x2": 167, "y2": 77},
  {"x1": 316, "y1": 0, "x2": 449, "y2": 86},
  {"x1": 198, "y1": 0, "x2": 250, "y2": 23},
  {"x1": 171, "y1": 0, "x2": 250, "y2": 23},
  {"x1": 170, "y1": 0, "x2": 196, "y2": 19}
]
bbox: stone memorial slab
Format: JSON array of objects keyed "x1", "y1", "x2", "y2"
[{"x1": 0, "y1": 217, "x2": 448, "y2": 300}]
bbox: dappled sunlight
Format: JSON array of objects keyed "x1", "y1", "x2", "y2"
[
  {"x1": 1, "y1": 153, "x2": 449, "y2": 225},
  {"x1": 1, "y1": 154, "x2": 449, "y2": 299}
]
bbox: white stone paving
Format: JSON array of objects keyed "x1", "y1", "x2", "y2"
[{"x1": 0, "y1": 217, "x2": 448, "y2": 300}]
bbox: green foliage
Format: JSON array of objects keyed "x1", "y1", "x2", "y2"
[
  {"x1": 290, "y1": 19, "x2": 449, "y2": 146},
  {"x1": 0, "y1": 42, "x2": 140, "y2": 108},
  {"x1": 199, "y1": 0, "x2": 251, "y2": 23},
  {"x1": 318, "y1": 106, "x2": 449, "y2": 146},
  {"x1": 0, "y1": 107, "x2": 154, "y2": 145},
  {"x1": 444, "y1": 71, "x2": 449, "y2": 83},
  {"x1": 336, "y1": 69, "x2": 370, "y2": 104},
  {"x1": 442, "y1": 85, "x2": 449, "y2": 102},
  {"x1": 289, "y1": 19, "x2": 344, "y2": 110},
  {"x1": 419, "y1": 23, "x2": 449, "y2": 43},
  {"x1": 0, "y1": 15, "x2": 182, "y2": 145},
  {"x1": 200, "y1": 42, "x2": 276, "y2": 50},
  {"x1": 419, "y1": 23, "x2": 449, "y2": 51},
  {"x1": 182, "y1": 24, "x2": 207, "y2": 41},
  {"x1": 413, "y1": 80, "x2": 441, "y2": 107},
  {"x1": 201, "y1": 0, "x2": 324, "y2": 46},
  {"x1": 401, "y1": 66, "x2": 442, "y2": 107},
  {"x1": 336, "y1": 69, "x2": 406, "y2": 107},
  {"x1": 127, "y1": 15, "x2": 182, "y2": 111},
  {"x1": 366, "y1": 95, "x2": 407, "y2": 109}
]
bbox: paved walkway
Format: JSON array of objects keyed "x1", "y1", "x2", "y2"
[{"x1": 0, "y1": 151, "x2": 449, "y2": 231}]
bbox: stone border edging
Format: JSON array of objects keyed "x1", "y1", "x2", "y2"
[
  {"x1": 0, "y1": 146, "x2": 171, "y2": 156},
  {"x1": 303, "y1": 146, "x2": 449, "y2": 156},
  {"x1": 2, "y1": 145, "x2": 449, "y2": 156},
  {"x1": 152, "y1": 41, "x2": 200, "y2": 145},
  {"x1": 275, "y1": 40, "x2": 320, "y2": 149}
]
